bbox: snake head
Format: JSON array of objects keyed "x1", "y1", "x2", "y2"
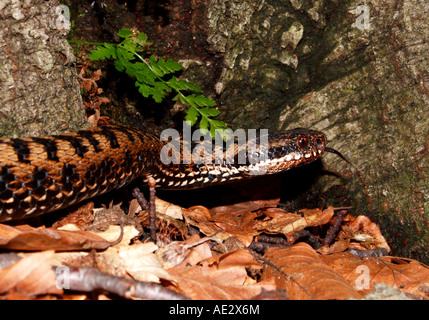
[{"x1": 246, "y1": 128, "x2": 327, "y2": 175}]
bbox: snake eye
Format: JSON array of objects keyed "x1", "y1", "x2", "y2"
[
  {"x1": 316, "y1": 137, "x2": 324, "y2": 148},
  {"x1": 297, "y1": 137, "x2": 308, "y2": 148}
]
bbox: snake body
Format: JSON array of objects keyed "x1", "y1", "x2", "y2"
[{"x1": 0, "y1": 125, "x2": 329, "y2": 222}]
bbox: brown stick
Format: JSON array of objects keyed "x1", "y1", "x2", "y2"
[
  {"x1": 147, "y1": 176, "x2": 157, "y2": 243},
  {"x1": 56, "y1": 266, "x2": 188, "y2": 299},
  {"x1": 322, "y1": 209, "x2": 348, "y2": 246}
]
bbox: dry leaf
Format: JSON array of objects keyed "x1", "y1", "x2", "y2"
[
  {"x1": 90, "y1": 225, "x2": 139, "y2": 245},
  {"x1": 338, "y1": 215, "x2": 390, "y2": 252},
  {"x1": 210, "y1": 199, "x2": 278, "y2": 216},
  {"x1": 0, "y1": 251, "x2": 61, "y2": 297},
  {"x1": 183, "y1": 206, "x2": 223, "y2": 236},
  {"x1": 185, "y1": 206, "x2": 260, "y2": 246},
  {"x1": 128, "y1": 197, "x2": 185, "y2": 220},
  {"x1": 211, "y1": 211, "x2": 259, "y2": 246},
  {"x1": 157, "y1": 234, "x2": 213, "y2": 269},
  {"x1": 0, "y1": 224, "x2": 111, "y2": 251},
  {"x1": 321, "y1": 252, "x2": 429, "y2": 299},
  {"x1": 262, "y1": 243, "x2": 362, "y2": 300},
  {"x1": 51, "y1": 240, "x2": 171, "y2": 284},
  {"x1": 254, "y1": 207, "x2": 335, "y2": 236},
  {"x1": 116, "y1": 242, "x2": 172, "y2": 282},
  {"x1": 87, "y1": 228, "x2": 171, "y2": 283},
  {"x1": 317, "y1": 239, "x2": 351, "y2": 254},
  {"x1": 168, "y1": 249, "x2": 275, "y2": 299},
  {"x1": 154, "y1": 197, "x2": 185, "y2": 219},
  {"x1": 204, "y1": 248, "x2": 261, "y2": 270}
]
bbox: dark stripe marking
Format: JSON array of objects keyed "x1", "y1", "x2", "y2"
[
  {"x1": 32, "y1": 137, "x2": 59, "y2": 161},
  {"x1": 10, "y1": 139, "x2": 31, "y2": 163},
  {"x1": 60, "y1": 163, "x2": 78, "y2": 194},
  {"x1": 118, "y1": 125, "x2": 148, "y2": 145},
  {"x1": 53, "y1": 135, "x2": 88, "y2": 158},
  {"x1": 110, "y1": 125, "x2": 136, "y2": 142},
  {"x1": 77, "y1": 130, "x2": 101, "y2": 152},
  {"x1": 98, "y1": 127, "x2": 120, "y2": 149}
]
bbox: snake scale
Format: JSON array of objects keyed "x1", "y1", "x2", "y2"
[{"x1": 0, "y1": 125, "x2": 343, "y2": 222}]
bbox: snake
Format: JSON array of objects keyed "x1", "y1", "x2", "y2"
[{"x1": 0, "y1": 125, "x2": 346, "y2": 222}]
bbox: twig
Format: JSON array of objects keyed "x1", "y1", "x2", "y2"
[
  {"x1": 257, "y1": 234, "x2": 289, "y2": 245},
  {"x1": 1, "y1": 255, "x2": 188, "y2": 300},
  {"x1": 290, "y1": 230, "x2": 322, "y2": 249},
  {"x1": 132, "y1": 187, "x2": 149, "y2": 210},
  {"x1": 133, "y1": 182, "x2": 157, "y2": 243},
  {"x1": 106, "y1": 212, "x2": 125, "y2": 246},
  {"x1": 56, "y1": 266, "x2": 188, "y2": 300},
  {"x1": 248, "y1": 241, "x2": 289, "y2": 253},
  {"x1": 147, "y1": 177, "x2": 157, "y2": 243},
  {"x1": 321, "y1": 209, "x2": 348, "y2": 246}
]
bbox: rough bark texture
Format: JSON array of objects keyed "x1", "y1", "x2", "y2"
[
  {"x1": 0, "y1": 0, "x2": 88, "y2": 137},
  {"x1": 203, "y1": 0, "x2": 429, "y2": 262}
]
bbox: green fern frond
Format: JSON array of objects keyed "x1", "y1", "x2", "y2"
[
  {"x1": 86, "y1": 28, "x2": 226, "y2": 138},
  {"x1": 88, "y1": 42, "x2": 117, "y2": 60}
]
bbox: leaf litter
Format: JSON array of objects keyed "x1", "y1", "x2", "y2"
[{"x1": 0, "y1": 195, "x2": 428, "y2": 300}]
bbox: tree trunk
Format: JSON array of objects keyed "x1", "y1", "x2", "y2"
[
  {"x1": 204, "y1": 0, "x2": 429, "y2": 262},
  {"x1": 0, "y1": 0, "x2": 88, "y2": 137}
]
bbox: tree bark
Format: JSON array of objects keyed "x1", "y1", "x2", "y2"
[
  {"x1": 0, "y1": 0, "x2": 88, "y2": 137},
  {"x1": 204, "y1": 0, "x2": 429, "y2": 262}
]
